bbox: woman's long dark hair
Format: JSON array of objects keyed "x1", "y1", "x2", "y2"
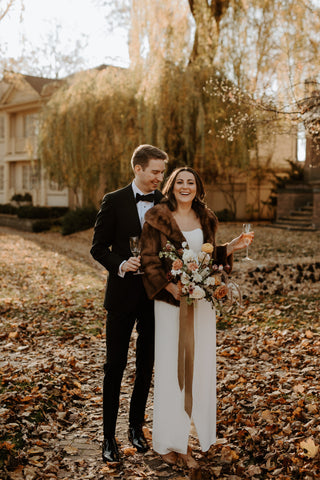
[{"x1": 161, "y1": 166, "x2": 207, "y2": 218}]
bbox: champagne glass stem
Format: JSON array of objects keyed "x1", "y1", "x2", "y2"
[{"x1": 242, "y1": 223, "x2": 252, "y2": 261}]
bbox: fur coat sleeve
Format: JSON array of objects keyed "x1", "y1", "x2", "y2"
[{"x1": 140, "y1": 202, "x2": 233, "y2": 306}]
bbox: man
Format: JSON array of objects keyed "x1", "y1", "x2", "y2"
[{"x1": 90, "y1": 144, "x2": 167, "y2": 463}]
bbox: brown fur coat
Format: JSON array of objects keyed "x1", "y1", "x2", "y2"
[{"x1": 140, "y1": 203, "x2": 233, "y2": 307}]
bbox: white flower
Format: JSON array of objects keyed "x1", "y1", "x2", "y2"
[
  {"x1": 181, "y1": 272, "x2": 190, "y2": 284},
  {"x1": 189, "y1": 285, "x2": 206, "y2": 299},
  {"x1": 182, "y1": 249, "x2": 197, "y2": 263},
  {"x1": 192, "y1": 272, "x2": 203, "y2": 283},
  {"x1": 182, "y1": 241, "x2": 188, "y2": 248},
  {"x1": 198, "y1": 252, "x2": 210, "y2": 265},
  {"x1": 203, "y1": 254, "x2": 211, "y2": 265},
  {"x1": 181, "y1": 285, "x2": 189, "y2": 294},
  {"x1": 171, "y1": 268, "x2": 182, "y2": 276},
  {"x1": 204, "y1": 276, "x2": 217, "y2": 286},
  {"x1": 197, "y1": 251, "x2": 206, "y2": 262},
  {"x1": 201, "y1": 267, "x2": 210, "y2": 277}
]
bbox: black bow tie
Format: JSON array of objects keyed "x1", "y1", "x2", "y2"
[{"x1": 135, "y1": 192, "x2": 155, "y2": 203}]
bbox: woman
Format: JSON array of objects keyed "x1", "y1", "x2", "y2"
[{"x1": 140, "y1": 167, "x2": 253, "y2": 468}]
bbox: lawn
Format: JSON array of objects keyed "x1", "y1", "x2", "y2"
[{"x1": 0, "y1": 224, "x2": 319, "y2": 480}]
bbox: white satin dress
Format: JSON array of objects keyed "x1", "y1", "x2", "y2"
[{"x1": 152, "y1": 228, "x2": 217, "y2": 455}]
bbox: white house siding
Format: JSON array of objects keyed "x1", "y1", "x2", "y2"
[{"x1": 0, "y1": 74, "x2": 70, "y2": 208}]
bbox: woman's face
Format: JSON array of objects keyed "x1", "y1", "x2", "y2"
[{"x1": 173, "y1": 170, "x2": 197, "y2": 205}]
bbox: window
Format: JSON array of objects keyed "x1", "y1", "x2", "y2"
[
  {"x1": 22, "y1": 165, "x2": 31, "y2": 190},
  {"x1": 0, "y1": 116, "x2": 4, "y2": 139},
  {"x1": 49, "y1": 178, "x2": 65, "y2": 191},
  {"x1": 22, "y1": 165, "x2": 40, "y2": 189},
  {"x1": 23, "y1": 114, "x2": 39, "y2": 137},
  {"x1": 0, "y1": 166, "x2": 4, "y2": 190},
  {"x1": 297, "y1": 123, "x2": 306, "y2": 162}
]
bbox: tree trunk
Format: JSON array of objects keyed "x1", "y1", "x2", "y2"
[{"x1": 188, "y1": 0, "x2": 230, "y2": 65}]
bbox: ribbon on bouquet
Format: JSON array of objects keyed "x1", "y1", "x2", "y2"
[{"x1": 177, "y1": 296, "x2": 195, "y2": 418}]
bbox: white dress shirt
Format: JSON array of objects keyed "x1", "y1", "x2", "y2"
[
  {"x1": 118, "y1": 181, "x2": 155, "y2": 277},
  {"x1": 131, "y1": 180, "x2": 155, "y2": 227}
]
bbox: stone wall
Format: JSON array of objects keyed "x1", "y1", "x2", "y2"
[
  {"x1": 312, "y1": 186, "x2": 320, "y2": 228},
  {"x1": 0, "y1": 214, "x2": 34, "y2": 231}
]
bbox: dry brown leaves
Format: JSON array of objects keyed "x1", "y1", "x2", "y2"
[{"x1": 1, "y1": 225, "x2": 320, "y2": 480}]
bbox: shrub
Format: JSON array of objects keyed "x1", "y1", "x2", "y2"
[
  {"x1": 215, "y1": 208, "x2": 234, "y2": 222},
  {"x1": 17, "y1": 206, "x2": 68, "y2": 219},
  {"x1": 0, "y1": 203, "x2": 18, "y2": 215},
  {"x1": 10, "y1": 193, "x2": 24, "y2": 203},
  {"x1": 10, "y1": 193, "x2": 32, "y2": 203},
  {"x1": 32, "y1": 219, "x2": 53, "y2": 233},
  {"x1": 23, "y1": 193, "x2": 32, "y2": 202},
  {"x1": 61, "y1": 206, "x2": 97, "y2": 236}
]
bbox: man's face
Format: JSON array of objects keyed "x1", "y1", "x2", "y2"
[{"x1": 134, "y1": 159, "x2": 166, "y2": 193}]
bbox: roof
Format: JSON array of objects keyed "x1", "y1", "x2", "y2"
[{"x1": 22, "y1": 74, "x2": 60, "y2": 94}]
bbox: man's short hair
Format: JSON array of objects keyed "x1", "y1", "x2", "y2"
[{"x1": 131, "y1": 144, "x2": 168, "y2": 170}]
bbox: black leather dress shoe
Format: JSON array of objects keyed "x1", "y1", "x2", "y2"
[
  {"x1": 102, "y1": 437, "x2": 120, "y2": 463},
  {"x1": 128, "y1": 426, "x2": 149, "y2": 453}
]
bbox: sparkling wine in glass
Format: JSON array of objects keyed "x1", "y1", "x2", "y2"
[
  {"x1": 129, "y1": 236, "x2": 143, "y2": 274},
  {"x1": 242, "y1": 223, "x2": 253, "y2": 261}
]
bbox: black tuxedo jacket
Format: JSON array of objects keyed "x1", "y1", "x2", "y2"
[{"x1": 90, "y1": 183, "x2": 163, "y2": 313}]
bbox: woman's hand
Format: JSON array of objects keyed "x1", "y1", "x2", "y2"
[
  {"x1": 165, "y1": 282, "x2": 181, "y2": 301},
  {"x1": 122, "y1": 256, "x2": 141, "y2": 272},
  {"x1": 227, "y1": 232, "x2": 254, "y2": 256}
]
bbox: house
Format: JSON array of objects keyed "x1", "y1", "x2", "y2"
[
  {"x1": 205, "y1": 128, "x2": 299, "y2": 220},
  {"x1": 0, "y1": 66, "x2": 120, "y2": 210},
  {"x1": 0, "y1": 70, "x2": 306, "y2": 221},
  {"x1": 275, "y1": 80, "x2": 320, "y2": 229},
  {"x1": 0, "y1": 72, "x2": 70, "y2": 207}
]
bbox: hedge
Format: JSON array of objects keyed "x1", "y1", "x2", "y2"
[
  {"x1": 17, "y1": 206, "x2": 69, "y2": 219},
  {"x1": 61, "y1": 206, "x2": 97, "y2": 236}
]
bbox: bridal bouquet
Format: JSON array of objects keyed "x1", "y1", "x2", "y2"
[{"x1": 159, "y1": 240, "x2": 240, "y2": 310}]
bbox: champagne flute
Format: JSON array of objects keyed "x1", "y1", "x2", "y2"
[
  {"x1": 242, "y1": 223, "x2": 253, "y2": 261},
  {"x1": 129, "y1": 236, "x2": 143, "y2": 274}
]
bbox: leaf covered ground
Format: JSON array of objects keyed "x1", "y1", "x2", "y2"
[{"x1": 0, "y1": 224, "x2": 319, "y2": 480}]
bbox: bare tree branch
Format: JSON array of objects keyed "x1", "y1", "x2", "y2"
[{"x1": 0, "y1": 0, "x2": 15, "y2": 22}]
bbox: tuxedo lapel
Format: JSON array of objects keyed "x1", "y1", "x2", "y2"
[
  {"x1": 121, "y1": 186, "x2": 163, "y2": 235},
  {"x1": 120, "y1": 184, "x2": 142, "y2": 235}
]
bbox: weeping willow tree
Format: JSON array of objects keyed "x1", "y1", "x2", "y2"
[
  {"x1": 127, "y1": 0, "x2": 254, "y2": 191},
  {"x1": 37, "y1": 0, "x2": 320, "y2": 218},
  {"x1": 129, "y1": 0, "x2": 320, "y2": 153},
  {"x1": 42, "y1": 0, "x2": 320, "y2": 210},
  {"x1": 38, "y1": 0, "x2": 255, "y2": 209},
  {"x1": 38, "y1": 67, "x2": 141, "y2": 206}
]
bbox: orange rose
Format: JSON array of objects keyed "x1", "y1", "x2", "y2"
[
  {"x1": 172, "y1": 259, "x2": 183, "y2": 270},
  {"x1": 187, "y1": 262, "x2": 199, "y2": 271},
  {"x1": 201, "y1": 243, "x2": 214, "y2": 254},
  {"x1": 214, "y1": 285, "x2": 228, "y2": 299}
]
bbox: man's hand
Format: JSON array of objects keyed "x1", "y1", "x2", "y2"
[{"x1": 122, "y1": 256, "x2": 141, "y2": 273}]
